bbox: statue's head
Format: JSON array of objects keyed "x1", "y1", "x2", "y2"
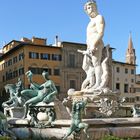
[
  {"x1": 25, "y1": 70, "x2": 33, "y2": 78},
  {"x1": 18, "y1": 77, "x2": 21, "y2": 81},
  {"x1": 42, "y1": 71, "x2": 49, "y2": 80},
  {"x1": 84, "y1": 0, "x2": 98, "y2": 18}
]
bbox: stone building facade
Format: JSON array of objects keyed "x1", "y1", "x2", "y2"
[
  {"x1": 60, "y1": 42, "x2": 86, "y2": 98},
  {"x1": 112, "y1": 34, "x2": 140, "y2": 105}
]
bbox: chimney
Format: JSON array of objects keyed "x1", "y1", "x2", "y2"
[
  {"x1": 53, "y1": 35, "x2": 61, "y2": 47},
  {"x1": 55, "y1": 35, "x2": 59, "y2": 46}
]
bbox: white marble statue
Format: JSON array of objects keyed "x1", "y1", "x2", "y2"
[
  {"x1": 84, "y1": 0, "x2": 105, "y2": 89},
  {"x1": 64, "y1": 1, "x2": 123, "y2": 120},
  {"x1": 80, "y1": 0, "x2": 106, "y2": 92}
]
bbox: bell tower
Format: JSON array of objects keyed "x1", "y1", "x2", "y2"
[{"x1": 126, "y1": 33, "x2": 136, "y2": 64}]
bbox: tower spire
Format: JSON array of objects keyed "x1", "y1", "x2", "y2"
[
  {"x1": 128, "y1": 32, "x2": 133, "y2": 53},
  {"x1": 126, "y1": 32, "x2": 136, "y2": 64}
]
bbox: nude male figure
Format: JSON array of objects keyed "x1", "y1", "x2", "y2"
[{"x1": 84, "y1": 0, "x2": 105, "y2": 89}]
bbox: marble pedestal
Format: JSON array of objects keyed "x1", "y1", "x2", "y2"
[{"x1": 65, "y1": 89, "x2": 124, "y2": 118}]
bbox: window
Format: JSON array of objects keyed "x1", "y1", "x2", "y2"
[
  {"x1": 6, "y1": 72, "x2": 8, "y2": 80},
  {"x1": 136, "y1": 97, "x2": 140, "y2": 101},
  {"x1": 125, "y1": 98, "x2": 129, "y2": 102},
  {"x1": 9, "y1": 72, "x2": 13, "y2": 79},
  {"x1": 116, "y1": 83, "x2": 120, "y2": 90},
  {"x1": 4, "y1": 62, "x2": 8, "y2": 68},
  {"x1": 69, "y1": 54, "x2": 75, "y2": 67},
  {"x1": 36, "y1": 68, "x2": 42, "y2": 74},
  {"x1": 19, "y1": 53, "x2": 24, "y2": 61},
  {"x1": 54, "y1": 68, "x2": 60, "y2": 76},
  {"x1": 70, "y1": 80, "x2": 76, "y2": 89},
  {"x1": 19, "y1": 68, "x2": 24, "y2": 75},
  {"x1": 125, "y1": 68, "x2": 128, "y2": 74},
  {"x1": 52, "y1": 54, "x2": 61, "y2": 61},
  {"x1": 124, "y1": 84, "x2": 129, "y2": 93},
  {"x1": 6, "y1": 62, "x2": 8, "y2": 67},
  {"x1": 3, "y1": 76, "x2": 5, "y2": 82},
  {"x1": 130, "y1": 98, "x2": 135, "y2": 103},
  {"x1": 13, "y1": 56, "x2": 18, "y2": 64},
  {"x1": 29, "y1": 52, "x2": 39, "y2": 59},
  {"x1": 40, "y1": 53, "x2": 50, "y2": 60},
  {"x1": 131, "y1": 69, "x2": 135, "y2": 74},
  {"x1": 116, "y1": 67, "x2": 120, "y2": 73},
  {"x1": 131, "y1": 79, "x2": 134, "y2": 83},
  {"x1": 8, "y1": 59, "x2": 12, "y2": 66},
  {"x1": 136, "y1": 88, "x2": 140, "y2": 92},
  {"x1": 117, "y1": 78, "x2": 119, "y2": 81},
  {"x1": 6, "y1": 70, "x2": 13, "y2": 80},
  {"x1": 13, "y1": 70, "x2": 18, "y2": 78}
]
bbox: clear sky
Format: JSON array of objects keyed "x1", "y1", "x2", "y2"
[{"x1": 0, "y1": 0, "x2": 140, "y2": 73}]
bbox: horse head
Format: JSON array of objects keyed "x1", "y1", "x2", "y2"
[{"x1": 4, "y1": 84, "x2": 16, "y2": 96}]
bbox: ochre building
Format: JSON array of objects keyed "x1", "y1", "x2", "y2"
[{"x1": 0, "y1": 37, "x2": 86, "y2": 101}]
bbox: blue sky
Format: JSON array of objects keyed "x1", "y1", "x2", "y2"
[{"x1": 0, "y1": 0, "x2": 140, "y2": 73}]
